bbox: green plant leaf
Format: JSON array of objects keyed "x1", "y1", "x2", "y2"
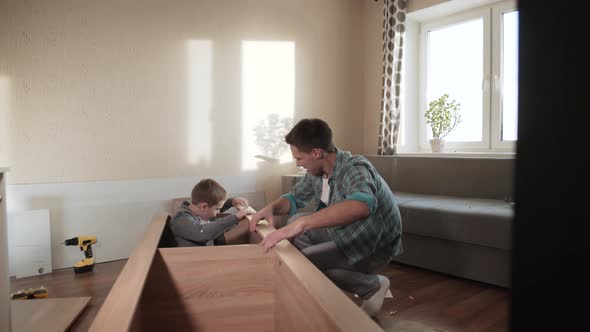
[{"x1": 425, "y1": 93, "x2": 462, "y2": 139}]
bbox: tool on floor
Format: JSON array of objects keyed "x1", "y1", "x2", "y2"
[
  {"x1": 61, "y1": 235, "x2": 97, "y2": 273},
  {"x1": 10, "y1": 286, "x2": 48, "y2": 300}
]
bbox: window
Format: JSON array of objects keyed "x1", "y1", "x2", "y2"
[{"x1": 417, "y1": 1, "x2": 518, "y2": 152}]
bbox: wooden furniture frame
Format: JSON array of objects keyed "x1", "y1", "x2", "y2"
[{"x1": 89, "y1": 213, "x2": 382, "y2": 331}]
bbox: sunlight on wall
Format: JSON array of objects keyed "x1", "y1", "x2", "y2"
[
  {"x1": 187, "y1": 40, "x2": 213, "y2": 166},
  {"x1": 0, "y1": 76, "x2": 11, "y2": 166},
  {"x1": 242, "y1": 41, "x2": 295, "y2": 170}
]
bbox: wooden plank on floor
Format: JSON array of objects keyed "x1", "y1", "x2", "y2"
[{"x1": 11, "y1": 297, "x2": 91, "y2": 332}]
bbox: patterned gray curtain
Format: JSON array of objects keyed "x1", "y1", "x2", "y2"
[{"x1": 377, "y1": 0, "x2": 406, "y2": 155}]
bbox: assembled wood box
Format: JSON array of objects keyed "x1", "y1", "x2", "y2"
[{"x1": 89, "y1": 213, "x2": 382, "y2": 332}]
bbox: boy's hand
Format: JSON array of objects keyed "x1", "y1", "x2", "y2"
[{"x1": 232, "y1": 197, "x2": 250, "y2": 208}]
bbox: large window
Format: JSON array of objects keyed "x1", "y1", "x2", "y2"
[{"x1": 418, "y1": 1, "x2": 518, "y2": 152}]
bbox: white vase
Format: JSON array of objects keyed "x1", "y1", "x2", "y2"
[{"x1": 429, "y1": 138, "x2": 445, "y2": 152}]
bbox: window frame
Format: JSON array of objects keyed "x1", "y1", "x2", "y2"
[
  {"x1": 491, "y1": 1, "x2": 519, "y2": 150},
  {"x1": 416, "y1": 0, "x2": 517, "y2": 153}
]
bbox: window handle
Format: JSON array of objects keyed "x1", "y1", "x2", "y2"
[
  {"x1": 482, "y1": 74, "x2": 490, "y2": 91},
  {"x1": 493, "y1": 74, "x2": 501, "y2": 92}
]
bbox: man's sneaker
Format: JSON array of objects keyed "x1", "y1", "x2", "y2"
[{"x1": 361, "y1": 275, "x2": 390, "y2": 317}]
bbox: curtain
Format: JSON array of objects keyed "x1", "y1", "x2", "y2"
[{"x1": 377, "y1": 0, "x2": 407, "y2": 155}]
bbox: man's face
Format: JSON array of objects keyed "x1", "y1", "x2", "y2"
[{"x1": 290, "y1": 145, "x2": 324, "y2": 176}]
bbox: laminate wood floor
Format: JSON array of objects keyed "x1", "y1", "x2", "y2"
[
  {"x1": 350, "y1": 262, "x2": 509, "y2": 332},
  {"x1": 10, "y1": 260, "x2": 509, "y2": 332}
]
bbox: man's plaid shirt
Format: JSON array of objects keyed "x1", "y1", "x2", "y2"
[{"x1": 282, "y1": 150, "x2": 403, "y2": 265}]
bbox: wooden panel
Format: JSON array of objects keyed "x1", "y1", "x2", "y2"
[
  {"x1": 89, "y1": 213, "x2": 169, "y2": 332},
  {"x1": 222, "y1": 219, "x2": 251, "y2": 245},
  {"x1": 8, "y1": 209, "x2": 52, "y2": 278},
  {"x1": 275, "y1": 262, "x2": 339, "y2": 331},
  {"x1": 11, "y1": 297, "x2": 91, "y2": 332},
  {"x1": 256, "y1": 223, "x2": 383, "y2": 332},
  {"x1": 134, "y1": 246, "x2": 275, "y2": 332},
  {"x1": 92, "y1": 212, "x2": 382, "y2": 332}
]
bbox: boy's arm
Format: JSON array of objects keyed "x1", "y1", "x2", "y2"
[
  {"x1": 171, "y1": 214, "x2": 239, "y2": 244},
  {"x1": 220, "y1": 198, "x2": 234, "y2": 213}
]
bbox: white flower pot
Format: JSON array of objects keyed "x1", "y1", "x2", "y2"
[{"x1": 429, "y1": 138, "x2": 445, "y2": 153}]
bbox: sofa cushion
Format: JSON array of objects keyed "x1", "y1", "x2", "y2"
[
  {"x1": 395, "y1": 192, "x2": 513, "y2": 250},
  {"x1": 366, "y1": 155, "x2": 514, "y2": 200}
]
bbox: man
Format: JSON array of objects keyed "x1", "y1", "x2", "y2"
[{"x1": 249, "y1": 118, "x2": 403, "y2": 317}]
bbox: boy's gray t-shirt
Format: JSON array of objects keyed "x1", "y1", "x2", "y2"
[{"x1": 170, "y1": 200, "x2": 239, "y2": 247}]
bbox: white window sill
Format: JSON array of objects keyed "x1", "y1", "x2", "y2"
[{"x1": 387, "y1": 152, "x2": 515, "y2": 159}]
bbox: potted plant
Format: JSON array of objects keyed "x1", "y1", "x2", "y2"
[{"x1": 425, "y1": 93, "x2": 462, "y2": 152}]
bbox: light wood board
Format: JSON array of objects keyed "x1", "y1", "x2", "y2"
[
  {"x1": 11, "y1": 297, "x2": 91, "y2": 332},
  {"x1": 89, "y1": 213, "x2": 168, "y2": 332},
  {"x1": 90, "y1": 213, "x2": 383, "y2": 332}
]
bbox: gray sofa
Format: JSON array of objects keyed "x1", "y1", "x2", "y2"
[{"x1": 365, "y1": 155, "x2": 514, "y2": 288}]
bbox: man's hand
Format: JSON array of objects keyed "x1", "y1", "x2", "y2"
[
  {"x1": 249, "y1": 207, "x2": 275, "y2": 232},
  {"x1": 260, "y1": 220, "x2": 305, "y2": 253},
  {"x1": 235, "y1": 209, "x2": 253, "y2": 220}
]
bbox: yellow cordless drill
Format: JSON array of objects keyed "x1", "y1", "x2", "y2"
[{"x1": 62, "y1": 236, "x2": 97, "y2": 273}]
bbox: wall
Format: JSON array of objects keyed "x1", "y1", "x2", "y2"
[
  {"x1": 361, "y1": 0, "x2": 382, "y2": 155},
  {"x1": 407, "y1": 0, "x2": 450, "y2": 12},
  {"x1": 0, "y1": 0, "x2": 363, "y2": 184},
  {"x1": 0, "y1": 0, "x2": 364, "y2": 271}
]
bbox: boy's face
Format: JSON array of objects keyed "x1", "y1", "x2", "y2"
[{"x1": 202, "y1": 200, "x2": 226, "y2": 220}]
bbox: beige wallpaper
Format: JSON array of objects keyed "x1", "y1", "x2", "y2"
[{"x1": 0, "y1": 0, "x2": 363, "y2": 184}]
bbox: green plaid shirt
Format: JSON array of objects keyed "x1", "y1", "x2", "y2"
[{"x1": 282, "y1": 150, "x2": 403, "y2": 264}]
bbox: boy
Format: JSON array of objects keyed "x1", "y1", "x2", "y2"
[{"x1": 170, "y1": 178, "x2": 254, "y2": 247}]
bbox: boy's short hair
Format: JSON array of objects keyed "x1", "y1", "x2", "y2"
[
  {"x1": 191, "y1": 179, "x2": 227, "y2": 206},
  {"x1": 285, "y1": 118, "x2": 336, "y2": 153}
]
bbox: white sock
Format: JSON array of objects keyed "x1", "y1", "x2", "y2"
[{"x1": 360, "y1": 275, "x2": 390, "y2": 317}]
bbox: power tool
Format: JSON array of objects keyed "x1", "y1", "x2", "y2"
[
  {"x1": 10, "y1": 286, "x2": 48, "y2": 300},
  {"x1": 62, "y1": 235, "x2": 97, "y2": 273}
]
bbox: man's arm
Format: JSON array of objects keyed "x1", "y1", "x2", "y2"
[
  {"x1": 258, "y1": 199, "x2": 370, "y2": 252},
  {"x1": 248, "y1": 196, "x2": 292, "y2": 231}
]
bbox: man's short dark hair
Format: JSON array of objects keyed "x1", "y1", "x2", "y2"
[{"x1": 285, "y1": 118, "x2": 336, "y2": 153}]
